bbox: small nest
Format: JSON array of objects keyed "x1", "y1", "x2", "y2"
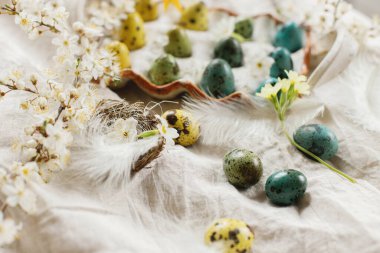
[
  {"x1": 93, "y1": 100, "x2": 159, "y2": 133},
  {"x1": 92, "y1": 99, "x2": 165, "y2": 173}
]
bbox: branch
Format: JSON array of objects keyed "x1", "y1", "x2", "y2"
[{"x1": 0, "y1": 81, "x2": 38, "y2": 94}]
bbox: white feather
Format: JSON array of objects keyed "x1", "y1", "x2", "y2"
[
  {"x1": 182, "y1": 95, "x2": 325, "y2": 149},
  {"x1": 67, "y1": 134, "x2": 162, "y2": 187}
]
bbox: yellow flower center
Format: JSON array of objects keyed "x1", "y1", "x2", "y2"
[
  {"x1": 123, "y1": 131, "x2": 129, "y2": 137},
  {"x1": 21, "y1": 18, "x2": 28, "y2": 26},
  {"x1": 22, "y1": 168, "x2": 29, "y2": 176}
]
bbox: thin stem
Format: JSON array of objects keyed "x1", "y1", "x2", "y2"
[
  {"x1": 280, "y1": 120, "x2": 356, "y2": 183},
  {"x1": 0, "y1": 82, "x2": 38, "y2": 94},
  {"x1": 54, "y1": 105, "x2": 65, "y2": 123},
  {"x1": 137, "y1": 129, "x2": 159, "y2": 139}
]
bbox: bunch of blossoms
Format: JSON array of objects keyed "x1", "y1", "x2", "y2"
[
  {"x1": 272, "y1": 0, "x2": 317, "y2": 24},
  {"x1": 87, "y1": 0, "x2": 134, "y2": 35},
  {"x1": 306, "y1": 0, "x2": 352, "y2": 36},
  {"x1": 257, "y1": 71, "x2": 356, "y2": 183},
  {"x1": 0, "y1": 0, "x2": 138, "y2": 246},
  {"x1": 0, "y1": 0, "x2": 69, "y2": 38}
]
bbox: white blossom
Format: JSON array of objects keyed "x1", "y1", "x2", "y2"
[
  {"x1": 155, "y1": 115, "x2": 179, "y2": 146},
  {"x1": 73, "y1": 21, "x2": 103, "y2": 38},
  {"x1": 246, "y1": 49, "x2": 274, "y2": 80},
  {"x1": 87, "y1": 0, "x2": 134, "y2": 32},
  {"x1": 21, "y1": 147, "x2": 37, "y2": 161},
  {"x1": 2, "y1": 177, "x2": 37, "y2": 213},
  {"x1": 0, "y1": 0, "x2": 127, "y2": 244},
  {"x1": 107, "y1": 118, "x2": 138, "y2": 143},
  {"x1": 14, "y1": 11, "x2": 34, "y2": 32},
  {"x1": 11, "y1": 162, "x2": 41, "y2": 182},
  {"x1": 43, "y1": 122, "x2": 73, "y2": 155},
  {"x1": 52, "y1": 32, "x2": 80, "y2": 55},
  {"x1": 0, "y1": 212, "x2": 22, "y2": 246}
]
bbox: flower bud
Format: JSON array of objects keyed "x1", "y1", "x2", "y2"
[
  {"x1": 20, "y1": 101, "x2": 29, "y2": 110},
  {"x1": 25, "y1": 139, "x2": 38, "y2": 148},
  {"x1": 24, "y1": 126, "x2": 36, "y2": 135}
]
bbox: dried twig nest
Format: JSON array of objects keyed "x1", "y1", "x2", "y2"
[{"x1": 92, "y1": 99, "x2": 165, "y2": 173}]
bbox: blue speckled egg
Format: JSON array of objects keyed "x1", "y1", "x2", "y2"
[
  {"x1": 223, "y1": 149, "x2": 263, "y2": 188},
  {"x1": 273, "y1": 22, "x2": 304, "y2": 53},
  {"x1": 265, "y1": 169, "x2": 307, "y2": 206},
  {"x1": 269, "y1": 47, "x2": 293, "y2": 79},
  {"x1": 293, "y1": 124, "x2": 339, "y2": 160},
  {"x1": 214, "y1": 37, "x2": 244, "y2": 68},
  {"x1": 254, "y1": 77, "x2": 278, "y2": 95},
  {"x1": 200, "y1": 59, "x2": 236, "y2": 98}
]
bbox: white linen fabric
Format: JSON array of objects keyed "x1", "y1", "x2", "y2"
[{"x1": 1, "y1": 1, "x2": 380, "y2": 253}]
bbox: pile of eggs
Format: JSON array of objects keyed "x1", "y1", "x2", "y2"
[{"x1": 107, "y1": 0, "x2": 305, "y2": 97}]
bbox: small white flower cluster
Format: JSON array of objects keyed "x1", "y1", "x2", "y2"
[
  {"x1": 306, "y1": 0, "x2": 352, "y2": 35},
  {"x1": 87, "y1": 0, "x2": 134, "y2": 34},
  {"x1": 246, "y1": 47, "x2": 274, "y2": 81},
  {"x1": 273, "y1": 0, "x2": 353, "y2": 38},
  {"x1": 0, "y1": 0, "x2": 69, "y2": 39},
  {"x1": 0, "y1": 0, "x2": 135, "y2": 246},
  {"x1": 51, "y1": 27, "x2": 120, "y2": 87},
  {"x1": 273, "y1": 0, "x2": 317, "y2": 24},
  {"x1": 257, "y1": 70, "x2": 310, "y2": 120}
]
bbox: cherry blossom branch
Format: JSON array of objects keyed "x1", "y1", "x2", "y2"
[
  {"x1": 0, "y1": 81, "x2": 38, "y2": 94},
  {"x1": 1, "y1": 4, "x2": 60, "y2": 33}
]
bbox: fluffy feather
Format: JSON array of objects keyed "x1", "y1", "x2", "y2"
[
  {"x1": 68, "y1": 135, "x2": 162, "y2": 187},
  {"x1": 182, "y1": 95, "x2": 325, "y2": 149},
  {"x1": 65, "y1": 100, "x2": 164, "y2": 187}
]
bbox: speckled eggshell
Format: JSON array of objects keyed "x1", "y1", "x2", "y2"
[
  {"x1": 273, "y1": 22, "x2": 304, "y2": 53},
  {"x1": 164, "y1": 28, "x2": 192, "y2": 58},
  {"x1": 179, "y1": 2, "x2": 208, "y2": 31},
  {"x1": 214, "y1": 37, "x2": 244, "y2": 68},
  {"x1": 234, "y1": 19, "x2": 253, "y2": 39},
  {"x1": 148, "y1": 54, "x2": 180, "y2": 85},
  {"x1": 120, "y1": 12, "x2": 146, "y2": 51},
  {"x1": 223, "y1": 149, "x2": 263, "y2": 188},
  {"x1": 135, "y1": 0, "x2": 159, "y2": 22},
  {"x1": 162, "y1": 109, "x2": 200, "y2": 146},
  {"x1": 293, "y1": 124, "x2": 339, "y2": 160},
  {"x1": 200, "y1": 59, "x2": 236, "y2": 98},
  {"x1": 205, "y1": 218, "x2": 254, "y2": 253},
  {"x1": 265, "y1": 169, "x2": 307, "y2": 206},
  {"x1": 269, "y1": 47, "x2": 293, "y2": 79}
]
